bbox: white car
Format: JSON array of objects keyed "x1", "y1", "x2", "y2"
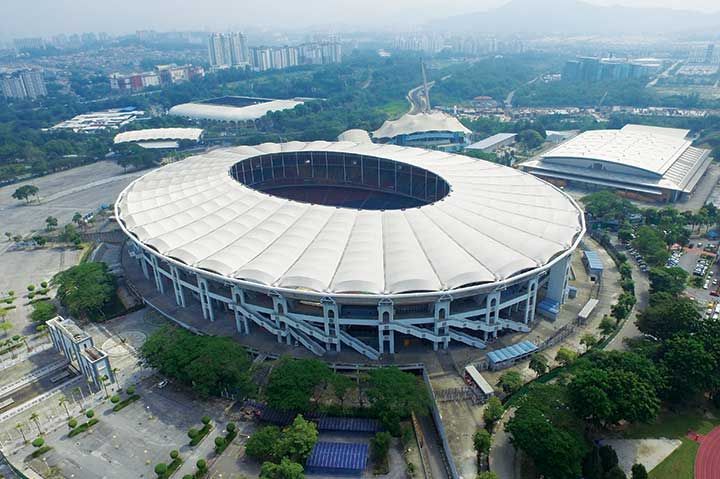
[{"x1": 157, "y1": 380, "x2": 169, "y2": 389}]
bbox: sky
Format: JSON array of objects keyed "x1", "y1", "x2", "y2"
[{"x1": 1, "y1": 0, "x2": 719, "y2": 39}]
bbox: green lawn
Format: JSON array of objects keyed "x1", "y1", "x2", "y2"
[{"x1": 622, "y1": 406, "x2": 720, "y2": 479}]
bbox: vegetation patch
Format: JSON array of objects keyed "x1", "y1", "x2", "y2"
[
  {"x1": 68, "y1": 418, "x2": 100, "y2": 437},
  {"x1": 112, "y1": 393, "x2": 140, "y2": 412}
]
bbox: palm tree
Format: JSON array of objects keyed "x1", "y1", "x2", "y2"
[
  {"x1": 15, "y1": 423, "x2": 27, "y2": 443},
  {"x1": 58, "y1": 396, "x2": 70, "y2": 418},
  {"x1": 72, "y1": 386, "x2": 85, "y2": 409},
  {"x1": 29, "y1": 412, "x2": 42, "y2": 435},
  {"x1": 100, "y1": 375, "x2": 109, "y2": 398}
]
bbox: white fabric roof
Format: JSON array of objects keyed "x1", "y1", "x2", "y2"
[
  {"x1": 337, "y1": 129, "x2": 373, "y2": 143},
  {"x1": 114, "y1": 128, "x2": 204, "y2": 144},
  {"x1": 168, "y1": 99, "x2": 303, "y2": 122},
  {"x1": 541, "y1": 124, "x2": 692, "y2": 176},
  {"x1": 116, "y1": 142, "x2": 583, "y2": 295},
  {"x1": 373, "y1": 111, "x2": 471, "y2": 140}
]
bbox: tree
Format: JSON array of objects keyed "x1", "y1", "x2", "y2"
[
  {"x1": 15, "y1": 423, "x2": 27, "y2": 443},
  {"x1": 53, "y1": 262, "x2": 117, "y2": 321},
  {"x1": 529, "y1": 353, "x2": 549, "y2": 376},
  {"x1": 599, "y1": 316, "x2": 617, "y2": 336},
  {"x1": 555, "y1": 347, "x2": 578, "y2": 366},
  {"x1": 329, "y1": 373, "x2": 353, "y2": 407},
  {"x1": 86, "y1": 409, "x2": 94, "y2": 418},
  {"x1": 580, "y1": 334, "x2": 598, "y2": 351},
  {"x1": 72, "y1": 212, "x2": 83, "y2": 226},
  {"x1": 0, "y1": 320, "x2": 12, "y2": 337},
  {"x1": 29, "y1": 412, "x2": 42, "y2": 434},
  {"x1": 659, "y1": 335, "x2": 717, "y2": 401},
  {"x1": 31, "y1": 437, "x2": 45, "y2": 448},
  {"x1": 648, "y1": 267, "x2": 688, "y2": 296},
  {"x1": 599, "y1": 444, "x2": 619, "y2": 472},
  {"x1": 154, "y1": 463, "x2": 168, "y2": 477},
  {"x1": 58, "y1": 396, "x2": 71, "y2": 418},
  {"x1": 265, "y1": 357, "x2": 331, "y2": 412},
  {"x1": 473, "y1": 429, "x2": 491, "y2": 455},
  {"x1": 371, "y1": 431, "x2": 392, "y2": 464},
  {"x1": 170, "y1": 450, "x2": 179, "y2": 460},
  {"x1": 568, "y1": 367, "x2": 659, "y2": 426},
  {"x1": 631, "y1": 463, "x2": 648, "y2": 479},
  {"x1": 605, "y1": 466, "x2": 627, "y2": 479},
  {"x1": 68, "y1": 419, "x2": 77, "y2": 429},
  {"x1": 583, "y1": 445, "x2": 603, "y2": 479},
  {"x1": 214, "y1": 436, "x2": 226, "y2": 450},
  {"x1": 196, "y1": 459, "x2": 207, "y2": 471},
  {"x1": 483, "y1": 396, "x2": 504, "y2": 431},
  {"x1": 12, "y1": 184, "x2": 39, "y2": 204},
  {"x1": 506, "y1": 392, "x2": 587, "y2": 479},
  {"x1": 45, "y1": 216, "x2": 58, "y2": 231},
  {"x1": 259, "y1": 458, "x2": 304, "y2": 479},
  {"x1": 30, "y1": 300, "x2": 57, "y2": 324},
  {"x1": 245, "y1": 426, "x2": 281, "y2": 462},
  {"x1": 518, "y1": 129, "x2": 544, "y2": 149},
  {"x1": 275, "y1": 415, "x2": 319, "y2": 463},
  {"x1": 581, "y1": 191, "x2": 637, "y2": 223},
  {"x1": 141, "y1": 326, "x2": 254, "y2": 399},
  {"x1": 497, "y1": 371, "x2": 523, "y2": 394},
  {"x1": 367, "y1": 367, "x2": 430, "y2": 434},
  {"x1": 201, "y1": 415, "x2": 211, "y2": 426},
  {"x1": 637, "y1": 294, "x2": 700, "y2": 340},
  {"x1": 476, "y1": 473, "x2": 499, "y2": 479}
]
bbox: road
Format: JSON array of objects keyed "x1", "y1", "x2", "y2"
[
  {"x1": 504, "y1": 75, "x2": 539, "y2": 109},
  {"x1": 606, "y1": 247, "x2": 648, "y2": 350},
  {"x1": 407, "y1": 81, "x2": 435, "y2": 114},
  {"x1": 646, "y1": 60, "x2": 682, "y2": 88}
]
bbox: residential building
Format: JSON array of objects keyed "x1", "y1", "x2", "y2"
[
  {"x1": 1, "y1": 70, "x2": 47, "y2": 100},
  {"x1": 208, "y1": 32, "x2": 249, "y2": 69}
]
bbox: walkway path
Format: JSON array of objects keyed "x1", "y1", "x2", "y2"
[{"x1": 489, "y1": 408, "x2": 518, "y2": 479}]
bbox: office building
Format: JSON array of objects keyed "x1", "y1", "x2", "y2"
[{"x1": 562, "y1": 56, "x2": 662, "y2": 82}]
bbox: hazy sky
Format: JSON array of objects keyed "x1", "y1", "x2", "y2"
[{"x1": 2, "y1": 0, "x2": 719, "y2": 39}]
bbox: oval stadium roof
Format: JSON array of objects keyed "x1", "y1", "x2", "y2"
[
  {"x1": 114, "y1": 128, "x2": 204, "y2": 144},
  {"x1": 373, "y1": 111, "x2": 471, "y2": 140},
  {"x1": 116, "y1": 142, "x2": 584, "y2": 296},
  {"x1": 168, "y1": 98, "x2": 304, "y2": 122}
]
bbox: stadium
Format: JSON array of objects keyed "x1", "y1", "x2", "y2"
[{"x1": 116, "y1": 141, "x2": 585, "y2": 359}]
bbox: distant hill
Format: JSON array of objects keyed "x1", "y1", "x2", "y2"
[{"x1": 431, "y1": 0, "x2": 720, "y2": 36}]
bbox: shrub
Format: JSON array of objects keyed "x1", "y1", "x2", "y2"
[
  {"x1": 68, "y1": 419, "x2": 78, "y2": 429},
  {"x1": 214, "y1": 436, "x2": 226, "y2": 448},
  {"x1": 110, "y1": 395, "x2": 120, "y2": 404},
  {"x1": 170, "y1": 450, "x2": 179, "y2": 460},
  {"x1": 86, "y1": 409, "x2": 95, "y2": 418},
  {"x1": 27, "y1": 285, "x2": 35, "y2": 292},
  {"x1": 28, "y1": 292, "x2": 35, "y2": 299},
  {"x1": 112, "y1": 393, "x2": 140, "y2": 412},
  {"x1": 188, "y1": 428, "x2": 199, "y2": 439},
  {"x1": 154, "y1": 463, "x2": 168, "y2": 477},
  {"x1": 196, "y1": 459, "x2": 207, "y2": 471},
  {"x1": 226, "y1": 422, "x2": 236, "y2": 433},
  {"x1": 40, "y1": 281, "x2": 48, "y2": 288},
  {"x1": 126, "y1": 385, "x2": 136, "y2": 395},
  {"x1": 201, "y1": 415, "x2": 211, "y2": 425},
  {"x1": 31, "y1": 437, "x2": 44, "y2": 448}
]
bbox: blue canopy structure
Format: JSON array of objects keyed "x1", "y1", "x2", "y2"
[
  {"x1": 306, "y1": 442, "x2": 369, "y2": 475},
  {"x1": 487, "y1": 340, "x2": 539, "y2": 366}
]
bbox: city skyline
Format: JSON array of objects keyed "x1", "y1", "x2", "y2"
[{"x1": 2, "y1": 0, "x2": 720, "y2": 39}]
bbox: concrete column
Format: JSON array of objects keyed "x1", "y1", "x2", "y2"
[
  {"x1": 546, "y1": 255, "x2": 571, "y2": 304},
  {"x1": 377, "y1": 298, "x2": 395, "y2": 355},
  {"x1": 140, "y1": 255, "x2": 149, "y2": 279},
  {"x1": 231, "y1": 286, "x2": 249, "y2": 335},
  {"x1": 485, "y1": 291, "x2": 501, "y2": 325},
  {"x1": 197, "y1": 276, "x2": 214, "y2": 321},
  {"x1": 433, "y1": 295, "x2": 452, "y2": 350},
  {"x1": 170, "y1": 266, "x2": 185, "y2": 307},
  {"x1": 524, "y1": 278, "x2": 538, "y2": 324},
  {"x1": 150, "y1": 256, "x2": 164, "y2": 294},
  {"x1": 271, "y1": 292, "x2": 290, "y2": 345},
  {"x1": 322, "y1": 297, "x2": 340, "y2": 352}
]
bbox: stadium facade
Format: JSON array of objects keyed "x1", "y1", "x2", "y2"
[
  {"x1": 521, "y1": 124, "x2": 712, "y2": 203},
  {"x1": 116, "y1": 142, "x2": 584, "y2": 359},
  {"x1": 372, "y1": 112, "x2": 471, "y2": 152}
]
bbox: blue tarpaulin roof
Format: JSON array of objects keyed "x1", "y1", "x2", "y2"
[
  {"x1": 583, "y1": 250, "x2": 604, "y2": 271},
  {"x1": 306, "y1": 442, "x2": 369, "y2": 472},
  {"x1": 538, "y1": 298, "x2": 560, "y2": 314},
  {"x1": 487, "y1": 340, "x2": 538, "y2": 364},
  {"x1": 317, "y1": 417, "x2": 381, "y2": 433}
]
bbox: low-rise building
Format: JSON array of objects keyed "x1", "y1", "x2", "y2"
[{"x1": 465, "y1": 133, "x2": 517, "y2": 153}]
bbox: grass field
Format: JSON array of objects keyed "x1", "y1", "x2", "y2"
[{"x1": 622, "y1": 406, "x2": 720, "y2": 479}]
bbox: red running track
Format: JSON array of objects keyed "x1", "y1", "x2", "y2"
[{"x1": 695, "y1": 426, "x2": 720, "y2": 479}]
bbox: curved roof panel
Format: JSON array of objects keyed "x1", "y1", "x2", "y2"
[
  {"x1": 541, "y1": 124, "x2": 691, "y2": 177},
  {"x1": 116, "y1": 142, "x2": 584, "y2": 295},
  {"x1": 168, "y1": 99, "x2": 303, "y2": 122},
  {"x1": 114, "y1": 128, "x2": 203, "y2": 144},
  {"x1": 373, "y1": 111, "x2": 471, "y2": 140}
]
